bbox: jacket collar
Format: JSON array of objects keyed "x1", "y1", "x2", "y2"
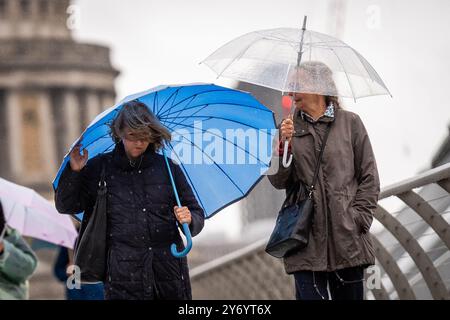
[
  {"x1": 299, "y1": 103, "x2": 335, "y2": 124},
  {"x1": 112, "y1": 141, "x2": 158, "y2": 171},
  {"x1": 294, "y1": 107, "x2": 337, "y2": 137}
]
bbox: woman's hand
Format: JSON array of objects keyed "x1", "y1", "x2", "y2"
[
  {"x1": 174, "y1": 206, "x2": 192, "y2": 225},
  {"x1": 69, "y1": 143, "x2": 88, "y2": 172},
  {"x1": 280, "y1": 114, "x2": 295, "y2": 141}
]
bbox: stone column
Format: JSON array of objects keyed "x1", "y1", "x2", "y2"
[
  {"x1": 6, "y1": 88, "x2": 23, "y2": 178},
  {"x1": 85, "y1": 90, "x2": 102, "y2": 126},
  {"x1": 62, "y1": 90, "x2": 81, "y2": 149},
  {"x1": 101, "y1": 92, "x2": 116, "y2": 112},
  {"x1": 37, "y1": 90, "x2": 57, "y2": 177}
]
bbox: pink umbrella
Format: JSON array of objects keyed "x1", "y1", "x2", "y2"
[{"x1": 0, "y1": 178, "x2": 78, "y2": 248}]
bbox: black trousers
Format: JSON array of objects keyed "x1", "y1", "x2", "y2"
[{"x1": 294, "y1": 266, "x2": 365, "y2": 300}]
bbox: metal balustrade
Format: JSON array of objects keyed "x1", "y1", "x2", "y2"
[{"x1": 191, "y1": 163, "x2": 450, "y2": 300}]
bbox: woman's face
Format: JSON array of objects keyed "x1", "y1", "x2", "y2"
[
  {"x1": 289, "y1": 92, "x2": 320, "y2": 111},
  {"x1": 121, "y1": 128, "x2": 151, "y2": 159}
]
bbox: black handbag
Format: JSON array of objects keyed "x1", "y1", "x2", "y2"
[
  {"x1": 265, "y1": 122, "x2": 332, "y2": 258},
  {"x1": 73, "y1": 161, "x2": 108, "y2": 283}
]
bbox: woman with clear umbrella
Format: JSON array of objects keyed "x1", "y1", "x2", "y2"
[
  {"x1": 268, "y1": 61, "x2": 380, "y2": 300},
  {"x1": 202, "y1": 18, "x2": 389, "y2": 299}
]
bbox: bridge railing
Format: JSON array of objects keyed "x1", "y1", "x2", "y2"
[{"x1": 191, "y1": 163, "x2": 450, "y2": 300}]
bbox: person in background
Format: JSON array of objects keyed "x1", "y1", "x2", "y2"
[
  {"x1": 0, "y1": 200, "x2": 38, "y2": 300},
  {"x1": 53, "y1": 242, "x2": 105, "y2": 300}
]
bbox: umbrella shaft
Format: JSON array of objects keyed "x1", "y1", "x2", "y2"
[
  {"x1": 297, "y1": 32, "x2": 306, "y2": 66},
  {"x1": 162, "y1": 149, "x2": 182, "y2": 207},
  {"x1": 297, "y1": 16, "x2": 308, "y2": 66},
  {"x1": 0, "y1": 226, "x2": 6, "y2": 242}
]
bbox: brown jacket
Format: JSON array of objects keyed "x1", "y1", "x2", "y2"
[{"x1": 268, "y1": 108, "x2": 379, "y2": 273}]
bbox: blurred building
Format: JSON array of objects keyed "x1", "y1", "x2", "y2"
[{"x1": 0, "y1": 0, "x2": 119, "y2": 194}]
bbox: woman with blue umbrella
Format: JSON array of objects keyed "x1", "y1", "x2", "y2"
[
  {"x1": 53, "y1": 83, "x2": 276, "y2": 300},
  {"x1": 55, "y1": 100, "x2": 204, "y2": 300}
]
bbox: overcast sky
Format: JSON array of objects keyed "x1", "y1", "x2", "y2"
[{"x1": 72, "y1": 0, "x2": 450, "y2": 189}]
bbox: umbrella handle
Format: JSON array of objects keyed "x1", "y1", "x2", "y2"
[
  {"x1": 171, "y1": 223, "x2": 193, "y2": 258},
  {"x1": 162, "y1": 149, "x2": 193, "y2": 258},
  {"x1": 282, "y1": 140, "x2": 293, "y2": 167}
]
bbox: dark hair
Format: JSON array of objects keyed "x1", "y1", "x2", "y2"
[
  {"x1": 109, "y1": 100, "x2": 171, "y2": 151},
  {"x1": 325, "y1": 95, "x2": 342, "y2": 110}
]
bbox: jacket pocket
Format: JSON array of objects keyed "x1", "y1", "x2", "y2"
[
  {"x1": 107, "y1": 247, "x2": 143, "y2": 282},
  {"x1": 348, "y1": 206, "x2": 366, "y2": 236}
]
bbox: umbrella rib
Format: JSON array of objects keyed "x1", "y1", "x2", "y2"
[
  {"x1": 104, "y1": 141, "x2": 116, "y2": 152},
  {"x1": 21, "y1": 204, "x2": 28, "y2": 237},
  {"x1": 308, "y1": 31, "x2": 369, "y2": 98},
  {"x1": 160, "y1": 101, "x2": 272, "y2": 119},
  {"x1": 282, "y1": 63, "x2": 295, "y2": 94},
  {"x1": 163, "y1": 104, "x2": 211, "y2": 130},
  {"x1": 83, "y1": 109, "x2": 119, "y2": 137},
  {"x1": 328, "y1": 46, "x2": 357, "y2": 101},
  {"x1": 166, "y1": 143, "x2": 207, "y2": 213},
  {"x1": 260, "y1": 34, "x2": 347, "y2": 48},
  {"x1": 298, "y1": 45, "x2": 381, "y2": 79},
  {"x1": 215, "y1": 39, "x2": 264, "y2": 79},
  {"x1": 157, "y1": 92, "x2": 194, "y2": 119},
  {"x1": 156, "y1": 87, "x2": 180, "y2": 119},
  {"x1": 162, "y1": 115, "x2": 262, "y2": 131},
  {"x1": 310, "y1": 42, "x2": 348, "y2": 49},
  {"x1": 346, "y1": 48, "x2": 375, "y2": 96},
  {"x1": 349, "y1": 47, "x2": 392, "y2": 96},
  {"x1": 163, "y1": 88, "x2": 181, "y2": 121},
  {"x1": 157, "y1": 88, "x2": 232, "y2": 118},
  {"x1": 5, "y1": 200, "x2": 18, "y2": 224},
  {"x1": 154, "y1": 88, "x2": 171, "y2": 116},
  {"x1": 77, "y1": 133, "x2": 112, "y2": 152},
  {"x1": 178, "y1": 135, "x2": 246, "y2": 196},
  {"x1": 163, "y1": 119, "x2": 272, "y2": 166},
  {"x1": 256, "y1": 29, "x2": 299, "y2": 44},
  {"x1": 153, "y1": 91, "x2": 158, "y2": 114},
  {"x1": 260, "y1": 36, "x2": 298, "y2": 46},
  {"x1": 308, "y1": 31, "x2": 312, "y2": 61},
  {"x1": 164, "y1": 95, "x2": 197, "y2": 124}
]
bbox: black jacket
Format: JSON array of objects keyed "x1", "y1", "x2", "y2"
[{"x1": 55, "y1": 142, "x2": 205, "y2": 300}]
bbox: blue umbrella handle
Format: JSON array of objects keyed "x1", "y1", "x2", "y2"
[
  {"x1": 170, "y1": 224, "x2": 192, "y2": 258},
  {"x1": 162, "y1": 149, "x2": 193, "y2": 258}
]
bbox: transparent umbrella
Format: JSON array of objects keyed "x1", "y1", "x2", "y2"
[{"x1": 202, "y1": 16, "x2": 391, "y2": 167}]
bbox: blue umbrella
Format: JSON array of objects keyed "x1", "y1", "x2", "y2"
[{"x1": 53, "y1": 83, "x2": 276, "y2": 257}]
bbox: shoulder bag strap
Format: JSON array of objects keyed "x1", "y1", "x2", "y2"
[{"x1": 308, "y1": 121, "x2": 332, "y2": 198}]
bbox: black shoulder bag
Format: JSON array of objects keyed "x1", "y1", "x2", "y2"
[
  {"x1": 265, "y1": 122, "x2": 332, "y2": 258},
  {"x1": 73, "y1": 161, "x2": 108, "y2": 283}
]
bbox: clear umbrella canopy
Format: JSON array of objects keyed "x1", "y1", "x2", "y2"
[{"x1": 202, "y1": 27, "x2": 391, "y2": 100}]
